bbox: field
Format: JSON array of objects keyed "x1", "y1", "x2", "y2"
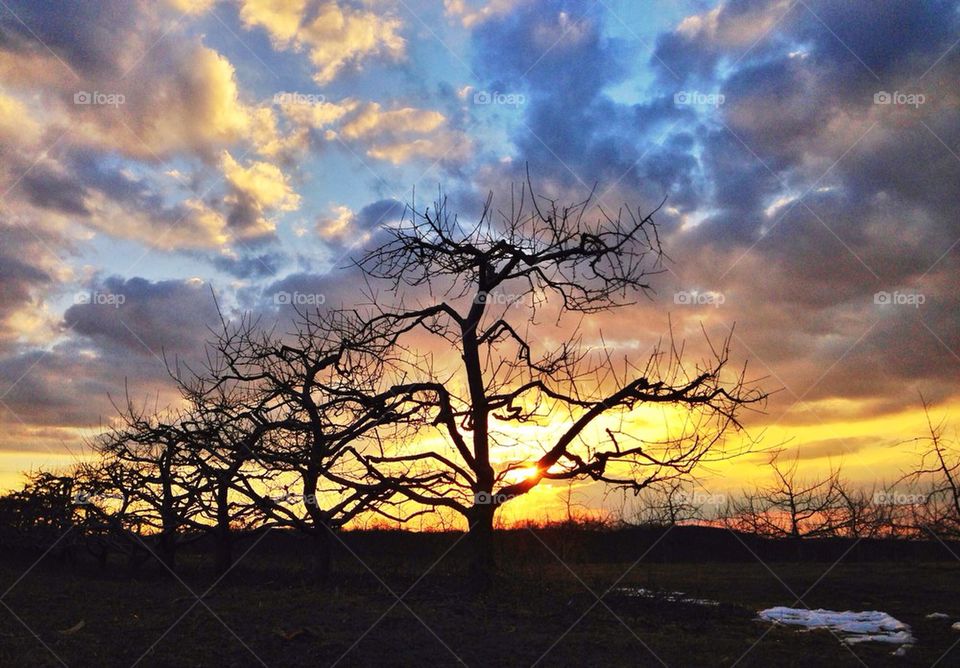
[{"x1": 2, "y1": 528, "x2": 960, "y2": 667}]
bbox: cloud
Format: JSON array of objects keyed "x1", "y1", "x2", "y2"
[
  {"x1": 237, "y1": 0, "x2": 405, "y2": 84},
  {"x1": 675, "y1": 1, "x2": 793, "y2": 49},
  {"x1": 1, "y1": 0, "x2": 959, "y2": 489},
  {"x1": 0, "y1": 0, "x2": 306, "y2": 255},
  {"x1": 166, "y1": 0, "x2": 217, "y2": 14},
  {"x1": 221, "y1": 152, "x2": 300, "y2": 212},
  {"x1": 340, "y1": 104, "x2": 445, "y2": 139},
  {"x1": 0, "y1": 223, "x2": 68, "y2": 352},
  {"x1": 0, "y1": 1, "x2": 283, "y2": 161},
  {"x1": 470, "y1": 1, "x2": 666, "y2": 198},
  {"x1": 281, "y1": 98, "x2": 472, "y2": 164},
  {"x1": 750, "y1": 436, "x2": 882, "y2": 463},
  {"x1": 210, "y1": 250, "x2": 286, "y2": 279},
  {"x1": 444, "y1": 0, "x2": 532, "y2": 28},
  {"x1": 221, "y1": 150, "x2": 301, "y2": 242},
  {"x1": 63, "y1": 276, "x2": 221, "y2": 356},
  {"x1": 316, "y1": 198, "x2": 404, "y2": 248},
  {"x1": 46, "y1": 153, "x2": 234, "y2": 250},
  {"x1": 73, "y1": 43, "x2": 277, "y2": 160},
  {"x1": 339, "y1": 102, "x2": 470, "y2": 164},
  {"x1": 0, "y1": 275, "x2": 223, "y2": 436}
]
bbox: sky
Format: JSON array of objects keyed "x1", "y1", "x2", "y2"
[{"x1": 0, "y1": 0, "x2": 958, "y2": 519}]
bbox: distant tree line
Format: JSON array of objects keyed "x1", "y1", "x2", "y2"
[{"x1": 625, "y1": 409, "x2": 960, "y2": 542}]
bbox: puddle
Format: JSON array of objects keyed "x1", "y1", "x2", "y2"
[{"x1": 617, "y1": 587, "x2": 720, "y2": 607}]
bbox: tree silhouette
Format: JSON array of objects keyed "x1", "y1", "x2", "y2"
[
  {"x1": 726, "y1": 453, "x2": 843, "y2": 539},
  {"x1": 900, "y1": 400, "x2": 960, "y2": 538},
  {"x1": 186, "y1": 305, "x2": 428, "y2": 579},
  {"x1": 351, "y1": 177, "x2": 766, "y2": 587}
]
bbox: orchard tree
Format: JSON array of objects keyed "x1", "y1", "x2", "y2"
[
  {"x1": 726, "y1": 453, "x2": 843, "y2": 539},
  {"x1": 192, "y1": 305, "x2": 429, "y2": 580},
  {"x1": 900, "y1": 401, "x2": 960, "y2": 538},
  {"x1": 352, "y1": 177, "x2": 766, "y2": 587}
]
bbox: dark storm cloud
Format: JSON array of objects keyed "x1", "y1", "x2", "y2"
[
  {"x1": 20, "y1": 165, "x2": 90, "y2": 216},
  {"x1": 63, "y1": 276, "x2": 221, "y2": 356},
  {"x1": 0, "y1": 338, "x2": 183, "y2": 430},
  {"x1": 260, "y1": 268, "x2": 370, "y2": 314}
]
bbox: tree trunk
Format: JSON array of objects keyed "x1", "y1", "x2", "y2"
[
  {"x1": 158, "y1": 530, "x2": 177, "y2": 572},
  {"x1": 310, "y1": 526, "x2": 333, "y2": 584},
  {"x1": 214, "y1": 479, "x2": 232, "y2": 577},
  {"x1": 302, "y1": 449, "x2": 334, "y2": 584},
  {"x1": 466, "y1": 502, "x2": 496, "y2": 592}
]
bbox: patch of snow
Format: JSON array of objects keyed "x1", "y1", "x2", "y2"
[
  {"x1": 617, "y1": 587, "x2": 720, "y2": 607},
  {"x1": 757, "y1": 607, "x2": 915, "y2": 647},
  {"x1": 926, "y1": 612, "x2": 951, "y2": 620}
]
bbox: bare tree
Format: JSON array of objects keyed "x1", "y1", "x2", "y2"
[
  {"x1": 95, "y1": 396, "x2": 206, "y2": 570},
  {"x1": 628, "y1": 480, "x2": 705, "y2": 527},
  {"x1": 70, "y1": 458, "x2": 143, "y2": 567},
  {"x1": 0, "y1": 471, "x2": 77, "y2": 551},
  {"x1": 350, "y1": 178, "x2": 766, "y2": 587},
  {"x1": 172, "y1": 385, "x2": 270, "y2": 576},
  {"x1": 188, "y1": 305, "x2": 429, "y2": 580},
  {"x1": 900, "y1": 401, "x2": 960, "y2": 539},
  {"x1": 727, "y1": 453, "x2": 843, "y2": 539}
]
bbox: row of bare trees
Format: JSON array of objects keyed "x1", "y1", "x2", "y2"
[
  {"x1": 4, "y1": 182, "x2": 957, "y2": 585},
  {"x1": 627, "y1": 419, "x2": 960, "y2": 541},
  {"x1": 5, "y1": 180, "x2": 766, "y2": 588}
]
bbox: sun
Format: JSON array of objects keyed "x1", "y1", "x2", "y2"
[{"x1": 501, "y1": 465, "x2": 542, "y2": 485}]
